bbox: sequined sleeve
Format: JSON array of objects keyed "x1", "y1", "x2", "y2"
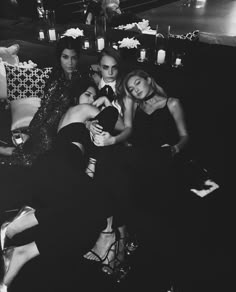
[{"x1": 0, "y1": 75, "x2": 77, "y2": 167}]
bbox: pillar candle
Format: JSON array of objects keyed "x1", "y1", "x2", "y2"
[
  {"x1": 175, "y1": 57, "x2": 182, "y2": 66},
  {"x1": 48, "y1": 28, "x2": 56, "y2": 41},
  {"x1": 97, "y1": 37, "x2": 105, "y2": 51},
  {"x1": 84, "y1": 39, "x2": 90, "y2": 49},
  {"x1": 157, "y1": 49, "x2": 166, "y2": 64},
  {"x1": 39, "y1": 30, "x2": 45, "y2": 40},
  {"x1": 140, "y1": 49, "x2": 146, "y2": 60}
]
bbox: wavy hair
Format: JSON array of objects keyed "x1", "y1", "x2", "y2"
[
  {"x1": 123, "y1": 69, "x2": 167, "y2": 100},
  {"x1": 48, "y1": 36, "x2": 81, "y2": 80},
  {"x1": 72, "y1": 78, "x2": 98, "y2": 105},
  {"x1": 117, "y1": 69, "x2": 167, "y2": 113}
]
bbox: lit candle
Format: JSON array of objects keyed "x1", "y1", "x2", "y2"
[
  {"x1": 112, "y1": 43, "x2": 118, "y2": 50},
  {"x1": 97, "y1": 37, "x2": 105, "y2": 51},
  {"x1": 84, "y1": 39, "x2": 90, "y2": 49},
  {"x1": 140, "y1": 49, "x2": 146, "y2": 60},
  {"x1": 175, "y1": 57, "x2": 182, "y2": 66},
  {"x1": 39, "y1": 30, "x2": 45, "y2": 40},
  {"x1": 48, "y1": 28, "x2": 57, "y2": 41},
  {"x1": 157, "y1": 49, "x2": 166, "y2": 64}
]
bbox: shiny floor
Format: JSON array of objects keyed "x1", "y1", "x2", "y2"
[{"x1": 137, "y1": 0, "x2": 236, "y2": 36}]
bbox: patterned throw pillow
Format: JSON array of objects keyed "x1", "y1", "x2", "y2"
[{"x1": 5, "y1": 64, "x2": 52, "y2": 101}]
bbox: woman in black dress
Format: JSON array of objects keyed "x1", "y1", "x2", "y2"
[{"x1": 0, "y1": 80, "x2": 121, "y2": 292}]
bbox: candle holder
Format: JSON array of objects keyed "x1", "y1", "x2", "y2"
[
  {"x1": 48, "y1": 28, "x2": 57, "y2": 42},
  {"x1": 38, "y1": 29, "x2": 45, "y2": 41},
  {"x1": 171, "y1": 51, "x2": 185, "y2": 68},
  {"x1": 155, "y1": 49, "x2": 166, "y2": 65},
  {"x1": 154, "y1": 24, "x2": 170, "y2": 65},
  {"x1": 45, "y1": 10, "x2": 57, "y2": 42},
  {"x1": 137, "y1": 48, "x2": 148, "y2": 63},
  {"x1": 82, "y1": 38, "x2": 90, "y2": 50},
  {"x1": 96, "y1": 37, "x2": 105, "y2": 52}
]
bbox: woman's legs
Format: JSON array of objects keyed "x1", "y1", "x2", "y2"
[{"x1": 86, "y1": 106, "x2": 119, "y2": 178}]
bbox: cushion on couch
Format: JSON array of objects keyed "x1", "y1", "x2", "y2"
[
  {"x1": 10, "y1": 97, "x2": 41, "y2": 131},
  {"x1": 5, "y1": 64, "x2": 52, "y2": 101},
  {"x1": 0, "y1": 44, "x2": 20, "y2": 100},
  {"x1": 0, "y1": 61, "x2": 7, "y2": 100},
  {"x1": 0, "y1": 44, "x2": 19, "y2": 65}
]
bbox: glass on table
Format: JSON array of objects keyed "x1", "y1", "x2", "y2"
[
  {"x1": 12, "y1": 130, "x2": 26, "y2": 147},
  {"x1": 82, "y1": 38, "x2": 90, "y2": 50},
  {"x1": 137, "y1": 48, "x2": 148, "y2": 63}
]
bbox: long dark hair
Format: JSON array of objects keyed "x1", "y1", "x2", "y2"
[
  {"x1": 51, "y1": 36, "x2": 81, "y2": 79},
  {"x1": 72, "y1": 78, "x2": 98, "y2": 105}
]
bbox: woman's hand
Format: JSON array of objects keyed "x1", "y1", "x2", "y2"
[
  {"x1": 21, "y1": 133, "x2": 30, "y2": 143},
  {"x1": 92, "y1": 132, "x2": 115, "y2": 147},
  {"x1": 93, "y1": 96, "x2": 112, "y2": 108},
  {"x1": 86, "y1": 120, "x2": 103, "y2": 135},
  {"x1": 0, "y1": 146, "x2": 15, "y2": 156}
]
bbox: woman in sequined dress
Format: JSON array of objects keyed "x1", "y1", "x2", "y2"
[{"x1": 0, "y1": 35, "x2": 82, "y2": 167}]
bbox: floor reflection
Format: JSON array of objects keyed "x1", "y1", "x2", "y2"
[{"x1": 137, "y1": 0, "x2": 236, "y2": 36}]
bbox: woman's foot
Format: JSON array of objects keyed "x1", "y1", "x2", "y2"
[
  {"x1": 83, "y1": 231, "x2": 116, "y2": 262},
  {"x1": 85, "y1": 157, "x2": 97, "y2": 178},
  {"x1": 0, "y1": 283, "x2": 7, "y2": 292}
]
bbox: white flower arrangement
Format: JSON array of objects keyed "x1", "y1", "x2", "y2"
[
  {"x1": 118, "y1": 37, "x2": 140, "y2": 49},
  {"x1": 116, "y1": 19, "x2": 151, "y2": 33},
  {"x1": 18, "y1": 60, "x2": 37, "y2": 68},
  {"x1": 137, "y1": 19, "x2": 151, "y2": 32},
  {"x1": 61, "y1": 28, "x2": 84, "y2": 39}
]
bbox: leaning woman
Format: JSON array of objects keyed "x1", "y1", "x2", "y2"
[
  {"x1": 0, "y1": 31, "x2": 83, "y2": 167},
  {"x1": 121, "y1": 69, "x2": 189, "y2": 214}
]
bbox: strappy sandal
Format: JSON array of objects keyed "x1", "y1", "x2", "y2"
[
  {"x1": 83, "y1": 230, "x2": 116, "y2": 262},
  {"x1": 102, "y1": 235, "x2": 133, "y2": 283},
  {"x1": 1, "y1": 206, "x2": 35, "y2": 251},
  {"x1": 85, "y1": 157, "x2": 97, "y2": 178}
]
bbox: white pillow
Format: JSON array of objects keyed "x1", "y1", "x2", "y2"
[
  {"x1": 0, "y1": 60, "x2": 7, "y2": 100},
  {"x1": 10, "y1": 97, "x2": 41, "y2": 131},
  {"x1": 0, "y1": 44, "x2": 19, "y2": 65}
]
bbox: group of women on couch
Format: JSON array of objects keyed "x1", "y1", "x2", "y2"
[{"x1": 0, "y1": 31, "x2": 189, "y2": 291}]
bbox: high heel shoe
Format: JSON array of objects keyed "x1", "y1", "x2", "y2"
[
  {"x1": 101, "y1": 232, "x2": 132, "y2": 283},
  {"x1": 0, "y1": 247, "x2": 14, "y2": 292},
  {"x1": 0, "y1": 283, "x2": 7, "y2": 292},
  {"x1": 83, "y1": 230, "x2": 117, "y2": 262},
  {"x1": 100, "y1": 229, "x2": 121, "y2": 274},
  {"x1": 0, "y1": 206, "x2": 35, "y2": 251}
]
